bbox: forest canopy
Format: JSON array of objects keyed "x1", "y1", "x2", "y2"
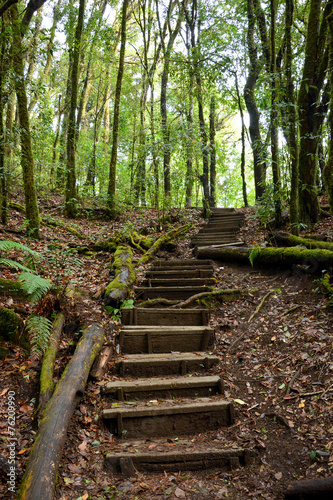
[{"x1": 0, "y1": 0, "x2": 333, "y2": 235}]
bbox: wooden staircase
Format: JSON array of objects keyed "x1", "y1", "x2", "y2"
[
  {"x1": 191, "y1": 207, "x2": 245, "y2": 248},
  {"x1": 101, "y1": 255, "x2": 254, "y2": 476}
]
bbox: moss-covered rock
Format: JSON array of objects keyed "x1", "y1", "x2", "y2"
[
  {"x1": 0, "y1": 307, "x2": 21, "y2": 342},
  {"x1": 0, "y1": 278, "x2": 29, "y2": 299}
]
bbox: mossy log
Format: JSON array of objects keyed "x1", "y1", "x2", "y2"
[
  {"x1": 272, "y1": 231, "x2": 333, "y2": 251},
  {"x1": 0, "y1": 278, "x2": 29, "y2": 299},
  {"x1": 138, "y1": 224, "x2": 193, "y2": 266},
  {"x1": 0, "y1": 307, "x2": 21, "y2": 342},
  {"x1": 17, "y1": 322, "x2": 104, "y2": 500},
  {"x1": 196, "y1": 245, "x2": 333, "y2": 270},
  {"x1": 284, "y1": 476, "x2": 333, "y2": 499},
  {"x1": 38, "y1": 313, "x2": 65, "y2": 418},
  {"x1": 104, "y1": 246, "x2": 135, "y2": 307}
]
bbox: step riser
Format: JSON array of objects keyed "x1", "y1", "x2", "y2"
[
  {"x1": 145, "y1": 269, "x2": 213, "y2": 278},
  {"x1": 114, "y1": 355, "x2": 219, "y2": 378},
  {"x1": 135, "y1": 287, "x2": 211, "y2": 300},
  {"x1": 105, "y1": 449, "x2": 253, "y2": 475},
  {"x1": 121, "y1": 308, "x2": 209, "y2": 326},
  {"x1": 103, "y1": 403, "x2": 235, "y2": 438},
  {"x1": 104, "y1": 385, "x2": 223, "y2": 401},
  {"x1": 119, "y1": 329, "x2": 214, "y2": 354},
  {"x1": 152, "y1": 260, "x2": 213, "y2": 268},
  {"x1": 141, "y1": 278, "x2": 216, "y2": 287}
]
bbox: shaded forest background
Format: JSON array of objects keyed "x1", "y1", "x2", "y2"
[{"x1": 1, "y1": 0, "x2": 333, "y2": 234}]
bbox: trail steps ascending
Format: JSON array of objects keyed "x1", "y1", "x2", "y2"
[
  {"x1": 101, "y1": 210, "x2": 253, "y2": 477},
  {"x1": 191, "y1": 207, "x2": 245, "y2": 247}
]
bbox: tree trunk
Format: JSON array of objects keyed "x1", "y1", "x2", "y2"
[
  {"x1": 17, "y1": 322, "x2": 104, "y2": 500},
  {"x1": 209, "y1": 95, "x2": 216, "y2": 207},
  {"x1": 65, "y1": 0, "x2": 85, "y2": 217},
  {"x1": 323, "y1": 11, "x2": 333, "y2": 214},
  {"x1": 104, "y1": 245, "x2": 134, "y2": 306},
  {"x1": 10, "y1": 4, "x2": 40, "y2": 238},
  {"x1": 244, "y1": 0, "x2": 266, "y2": 201},
  {"x1": 107, "y1": 0, "x2": 129, "y2": 218},
  {"x1": 285, "y1": 0, "x2": 299, "y2": 234},
  {"x1": 297, "y1": 0, "x2": 332, "y2": 223},
  {"x1": 235, "y1": 72, "x2": 248, "y2": 207},
  {"x1": 270, "y1": 0, "x2": 281, "y2": 225},
  {"x1": 0, "y1": 19, "x2": 7, "y2": 224}
]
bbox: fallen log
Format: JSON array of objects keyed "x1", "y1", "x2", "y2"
[
  {"x1": 38, "y1": 313, "x2": 65, "y2": 417},
  {"x1": 104, "y1": 245, "x2": 135, "y2": 307},
  {"x1": 138, "y1": 224, "x2": 193, "y2": 266},
  {"x1": 17, "y1": 322, "x2": 104, "y2": 500},
  {"x1": 170, "y1": 288, "x2": 249, "y2": 309},
  {"x1": 284, "y1": 476, "x2": 333, "y2": 499},
  {"x1": 271, "y1": 231, "x2": 333, "y2": 251},
  {"x1": 196, "y1": 245, "x2": 333, "y2": 270}
]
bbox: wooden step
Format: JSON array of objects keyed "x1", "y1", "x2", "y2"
[
  {"x1": 210, "y1": 207, "x2": 236, "y2": 213},
  {"x1": 197, "y1": 227, "x2": 238, "y2": 234},
  {"x1": 134, "y1": 285, "x2": 212, "y2": 301},
  {"x1": 102, "y1": 375, "x2": 224, "y2": 400},
  {"x1": 141, "y1": 277, "x2": 216, "y2": 287},
  {"x1": 105, "y1": 446, "x2": 254, "y2": 475},
  {"x1": 145, "y1": 268, "x2": 214, "y2": 278},
  {"x1": 152, "y1": 259, "x2": 213, "y2": 268},
  {"x1": 192, "y1": 235, "x2": 239, "y2": 243},
  {"x1": 119, "y1": 326, "x2": 215, "y2": 354},
  {"x1": 114, "y1": 352, "x2": 219, "y2": 377},
  {"x1": 121, "y1": 308, "x2": 210, "y2": 326},
  {"x1": 102, "y1": 399, "x2": 235, "y2": 438}
]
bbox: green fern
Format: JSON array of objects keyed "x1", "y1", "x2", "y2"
[
  {"x1": 249, "y1": 246, "x2": 261, "y2": 267},
  {"x1": 18, "y1": 273, "x2": 51, "y2": 302},
  {"x1": 0, "y1": 258, "x2": 34, "y2": 273},
  {"x1": 0, "y1": 240, "x2": 39, "y2": 255},
  {"x1": 26, "y1": 315, "x2": 53, "y2": 356}
]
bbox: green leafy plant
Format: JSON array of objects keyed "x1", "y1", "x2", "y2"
[
  {"x1": 0, "y1": 240, "x2": 51, "y2": 302},
  {"x1": 25, "y1": 314, "x2": 53, "y2": 356},
  {"x1": 248, "y1": 246, "x2": 261, "y2": 267}
]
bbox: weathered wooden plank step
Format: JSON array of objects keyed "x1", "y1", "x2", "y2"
[
  {"x1": 152, "y1": 259, "x2": 213, "y2": 268},
  {"x1": 145, "y1": 269, "x2": 214, "y2": 278},
  {"x1": 121, "y1": 308, "x2": 210, "y2": 326},
  {"x1": 102, "y1": 375, "x2": 224, "y2": 400},
  {"x1": 114, "y1": 352, "x2": 219, "y2": 377},
  {"x1": 210, "y1": 207, "x2": 236, "y2": 213},
  {"x1": 102, "y1": 399, "x2": 235, "y2": 438},
  {"x1": 134, "y1": 285, "x2": 212, "y2": 301},
  {"x1": 105, "y1": 447, "x2": 253, "y2": 475},
  {"x1": 141, "y1": 277, "x2": 216, "y2": 287},
  {"x1": 197, "y1": 227, "x2": 238, "y2": 234},
  {"x1": 192, "y1": 236, "x2": 239, "y2": 243},
  {"x1": 119, "y1": 326, "x2": 215, "y2": 354},
  {"x1": 205, "y1": 220, "x2": 244, "y2": 227}
]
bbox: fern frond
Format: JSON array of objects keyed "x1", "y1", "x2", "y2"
[
  {"x1": 18, "y1": 272, "x2": 51, "y2": 302},
  {"x1": 0, "y1": 258, "x2": 35, "y2": 273},
  {"x1": 26, "y1": 315, "x2": 53, "y2": 356},
  {"x1": 249, "y1": 246, "x2": 261, "y2": 267},
  {"x1": 0, "y1": 240, "x2": 39, "y2": 256}
]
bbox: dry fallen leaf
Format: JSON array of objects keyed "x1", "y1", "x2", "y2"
[
  {"x1": 275, "y1": 472, "x2": 283, "y2": 480},
  {"x1": 174, "y1": 487, "x2": 186, "y2": 498},
  {"x1": 140, "y1": 482, "x2": 150, "y2": 490}
]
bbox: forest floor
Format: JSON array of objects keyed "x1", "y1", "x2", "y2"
[{"x1": 0, "y1": 198, "x2": 332, "y2": 500}]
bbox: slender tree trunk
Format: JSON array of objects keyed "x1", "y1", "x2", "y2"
[
  {"x1": 285, "y1": 0, "x2": 299, "y2": 234},
  {"x1": 0, "y1": 19, "x2": 7, "y2": 223},
  {"x1": 65, "y1": 0, "x2": 85, "y2": 217},
  {"x1": 50, "y1": 95, "x2": 62, "y2": 189},
  {"x1": 323, "y1": 12, "x2": 333, "y2": 214},
  {"x1": 135, "y1": 79, "x2": 148, "y2": 206},
  {"x1": 244, "y1": 0, "x2": 266, "y2": 201},
  {"x1": 235, "y1": 72, "x2": 248, "y2": 207},
  {"x1": 270, "y1": 0, "x2": 281, "y2": 225},
  {"x1": 107, "y1": 0, "x2": 129, "y2": 218},
  {"x1": 150, "y1": 80, "x2": 159, "y2": 209},
  {"x1": 185, "y1": 93, "x2": 194, "y2": 208},
  {"x1": 209, "y1": 95, "x2": 216, "y2": 207},
  {"x1": 10, "y1": 4, "x2": 40, "y2": 237}
]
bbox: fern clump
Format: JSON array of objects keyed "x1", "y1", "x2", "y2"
[
  {"x1": 0, "y1": 240, "x2": 51, "y2": 302},
  {"x1": 26, "y1": 315, "x2": 53, "y2": 356}
]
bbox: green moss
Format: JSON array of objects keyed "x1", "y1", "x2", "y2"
[
  {"x1": 0, "y1": 307, "x2": 21, "y2": 342},
  {"x1": 0, "y1": 278, "x2": 29, "y2": 299}
]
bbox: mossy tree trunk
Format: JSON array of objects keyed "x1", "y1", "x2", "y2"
[
  {"x1": 10, "y1": 4, "x2": 40, "y2": 238},
  {"x1": 107, "y1": 0, "x2": 129, "y2": 218},
  {"x1": 323, "y1": 11, "x2": 333, "y2": 215},
  {"x1": 285, "y1": 0, "x2": 299, "y2": 234},
  {"x1": 209, "y1": 95, "x2": 216, "y2": 208},
  {"x1": 244, "y1": 0, "x2": 266, "y2": 201},
  {"x1": 0, "y1": 18, "x2": 7, "y2": 224},
  {"x1": 65, "y1": 0, "x2": 85, "y2": 218},
  {"x1": 297, "y1": 0, "x2": 332, "y2": 224},
  {"x1": 104, "y1": 245, "x2": 135, "y2": 306}
]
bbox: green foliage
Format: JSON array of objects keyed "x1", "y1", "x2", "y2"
[
  {"x1": 248, "y1": 246, "x2": 262, "y2": 267},
  {"x1": 0, "y1": 240, "x2": 51, "y2": 301},
  {"x1": 25, "y1": 314, "x2": 53, "y2": 356},
  {"x1": 19, "y1": 273, "x2": 51, "y2": 302}
]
